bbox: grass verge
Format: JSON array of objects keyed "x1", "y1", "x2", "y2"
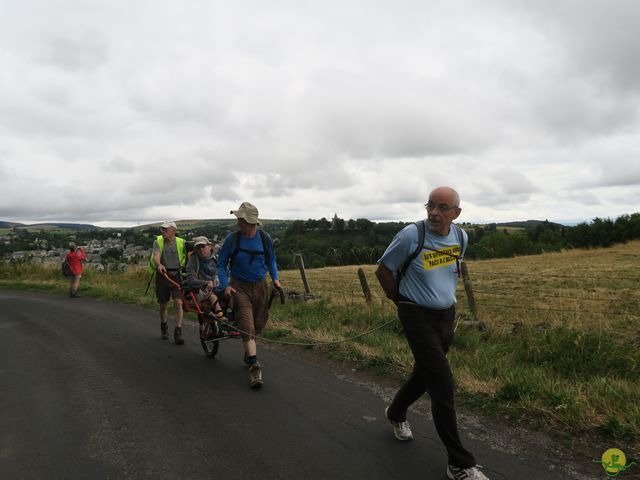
[{"x1": 2, "y1": 254, "x2": 639, "y2": 453}]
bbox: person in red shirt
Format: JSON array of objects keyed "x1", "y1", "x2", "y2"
[{"x1": 66, "y1": 242, "x2": 86, "y2": 298}]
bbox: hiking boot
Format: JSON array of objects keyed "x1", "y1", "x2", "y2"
[
  {"x1": 174, "y1": 326, "x2": 185, "y2": 345},
  {"x1": 248, "y1": 363, "x2": 263, "y2": 389},
  {"x1": 385, "y1": 406, "x2": 413, "y2": 441},
  {"x1": 446, "y1": 465, "x2": 490, "y2": 480},
  {"x1": 161, "y1": 322, "x2": 169, "y2": 340}
]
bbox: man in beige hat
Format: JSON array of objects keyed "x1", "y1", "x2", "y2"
[
  {"x1": 216, "y1": 202, "x2": 282, "y2": 389},
  {"x1": 147, "y1": 221, "x2": 187, "y2": 344}
]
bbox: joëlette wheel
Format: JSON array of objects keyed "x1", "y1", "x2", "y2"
[{"x1": 199, "y1": 317, "x2": 220, "y2": 358}]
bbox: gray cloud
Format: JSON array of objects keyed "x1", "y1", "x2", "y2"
[
  {"x1": 103, "y1": 157, "x2": 136, "y2": 173},
  {"x1": 38, "y1": 33, "x2": 109, "y2": 72},
  {"x1": 1, "y1": 0, "x2": 639, "y2": 225},
  {"x1": 515, "y1": 0, "x2": 640, "y2": 94}
]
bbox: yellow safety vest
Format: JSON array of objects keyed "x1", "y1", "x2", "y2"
[{"x1": 147, "y1": 235, "x2": 186, "y2": 274}]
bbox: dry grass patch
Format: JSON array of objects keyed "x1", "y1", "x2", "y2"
[{"x1": 280, "y1": 241, "x2": 640, "y2": 334}]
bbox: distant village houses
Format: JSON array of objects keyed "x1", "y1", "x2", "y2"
[{"x1": 7, "y1": 237, "x2": 151, "y2": 271}]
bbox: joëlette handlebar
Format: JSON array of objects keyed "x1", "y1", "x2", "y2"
[{"x1": 159, "y1": 269, "x2": 182, "y2": 289}]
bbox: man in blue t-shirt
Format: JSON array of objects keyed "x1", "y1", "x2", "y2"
[
  {"x1": 375, "y1": 186, "x2": 489, "y2": 480},
  {"x1": 217, "y1": 202, "x2": 282, "y2": 389}
]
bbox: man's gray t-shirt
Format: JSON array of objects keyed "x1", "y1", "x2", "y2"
[
  {"x1": 378, "y1": 222, "x2": 468, "y2": 309},
  {"x1": 152, "y1": 238, "x2": 181, "y2": 270}
]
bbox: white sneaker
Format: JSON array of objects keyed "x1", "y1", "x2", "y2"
[
  {"x1": 446, "y1": 464, "x2": 489, "y2": 480},
  {"x1": 384, "y1": 406, "x2": 413, "y2": 441}
]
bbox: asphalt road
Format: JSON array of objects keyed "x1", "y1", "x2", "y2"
[{"x1": 0, "y1": 290, "x2": 599, "y2": 480}]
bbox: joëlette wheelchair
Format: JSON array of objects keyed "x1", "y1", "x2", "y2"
[
  {"x1": 160, "y1": 271, "x2": 285, "y2": 357},
  {"x1": 160, "y1": 271, "x2": 240, "y2": 358}
]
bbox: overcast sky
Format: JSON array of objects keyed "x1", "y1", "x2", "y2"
[{"x1": 1, "y1": 0, "x2": 639, "y2": 227}]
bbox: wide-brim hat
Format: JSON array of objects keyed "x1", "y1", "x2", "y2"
[{"x1": 230, "y1": 202, "x2": 261, "y2": 225}]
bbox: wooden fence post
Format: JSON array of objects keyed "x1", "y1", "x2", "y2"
[
  {"x1": 294, "y1": 254, "x2": 311, "y2": 294},
  {"x1": 460, "y1": 261, "x2": 478, "y2": 323},
  {"x1": 357, "y1": 268, "x2": 372, "y2": 303}
]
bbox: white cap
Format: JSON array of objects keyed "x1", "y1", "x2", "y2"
[{"x1": 160, "y1": 221, "x2": 177, "y2": 230}]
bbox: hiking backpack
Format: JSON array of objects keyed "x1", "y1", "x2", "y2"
[
  {"x1": 228, "y1": 229, "x2": 272, "y2": 268},
  {"x1": 61, "y1": 259, "x2": 72, "y2": 277}
]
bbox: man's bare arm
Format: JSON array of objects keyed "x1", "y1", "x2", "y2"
[
  {"x1": 375, "y1": 263, "x2": 398, "y2": 303},
  {"x1": 153, "y1": 251, "x2": 166, "y2": 274}
]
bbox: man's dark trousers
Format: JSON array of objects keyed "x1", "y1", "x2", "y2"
[{"x1": 387, "y1": 299, "x2": 476, "y2": 469}]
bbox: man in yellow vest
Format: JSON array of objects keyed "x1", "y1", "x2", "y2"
[{"x1": 149, "y1": 221, "x2": 186, "y2": 344}]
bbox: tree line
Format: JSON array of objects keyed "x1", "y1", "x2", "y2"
[
  {"x1": 274, "y1": 218, "x2": 405, "y2": 269},
  {"x1": 464, "y1": 213, "x2": 640, "y2": 260},
  {"x1": 3, "y1": 213, "x2": 639, "y2": 268},
  {"x1": 272, "y1": 213, "x2": 640, "y2": 268}
]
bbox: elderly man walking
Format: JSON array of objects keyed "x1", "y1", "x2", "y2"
[
  {"x1": 148, "y1": 221, "x2": 186, "y2": 345},
  {"x1": 376, "y1": 186, "x2": 489, "y2": 480}
]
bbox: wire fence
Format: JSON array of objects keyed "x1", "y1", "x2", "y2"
[
  {"x1": 280, "y1": 261, "x2": 640, "y2": 325},
  {"x1": 473, "y1": 302, "x2": 633, "y2": 316},
  {"x1": 468, "y1": 269, "x2": 638, "y2": 316},
  {"x1": 470, "y1": 272, "x2": 640, "y2": 281}
]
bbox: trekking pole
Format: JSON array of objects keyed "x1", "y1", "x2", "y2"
[{"x1": 144, "y1": 270, "x2": 156, "y2": 295}]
